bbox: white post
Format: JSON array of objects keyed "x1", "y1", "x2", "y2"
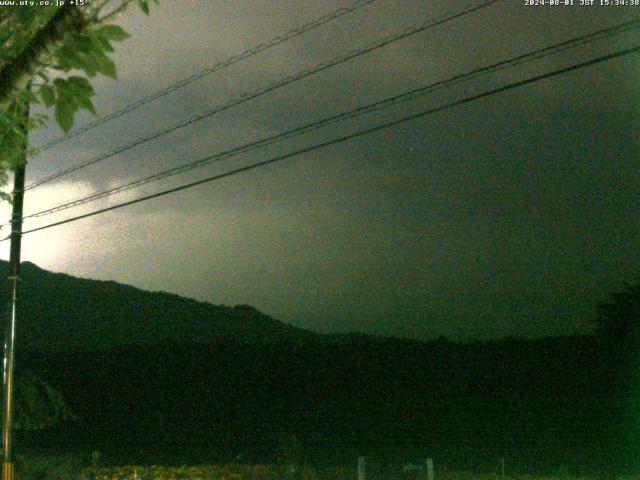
[
  {"x1": 426, "y1": 458, "x2": 434, "y2": 480},
  {"x1": 357, "y1": 456, "x2": 366, "y2": 480}
]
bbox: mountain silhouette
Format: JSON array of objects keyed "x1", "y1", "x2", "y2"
[
  {"x1": 0, "y1": 261, "x2": 316, "y2": 351},
  {"x1": 0, "y1": 261, "x2": 633, "y2": 474}
]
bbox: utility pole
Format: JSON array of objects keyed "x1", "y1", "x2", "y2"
[
  {"x1": 0, "y1": 9, "x2": 87, "y2": 479},
  {"x1": 2, "y1": 99, "x2": 29, "y2": 480}
]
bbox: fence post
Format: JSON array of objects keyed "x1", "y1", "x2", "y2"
[
  {"x1": 426, "y1": 458, "x2": 434, "y2": 480},
  {"x1": 357, "y1": 456, "x2": 366, "y2": 480}
]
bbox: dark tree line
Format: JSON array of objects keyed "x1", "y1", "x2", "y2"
[{"x1": 7, "y1": 276, "x2": 640, "y2": 475}]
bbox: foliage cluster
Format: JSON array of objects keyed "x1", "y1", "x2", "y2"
[
  {"x1": 15, "y1": 452, "x2": 85, "y2": 480},
  {"x1": 593, "y1": 281, "x2": 640, "y2": 344},
  {"x1": 0, "y1": 0, "x2": 158, "y2": 191},
  {"x1": 14, "y1": 371, "x2": 75, "y2": 431}
]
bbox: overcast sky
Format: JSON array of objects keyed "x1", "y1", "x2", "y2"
[{"x1": 2, "y1": 0, "x2": 638, "y2": 340}]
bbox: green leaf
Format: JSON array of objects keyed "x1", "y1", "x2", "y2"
[
  {"x1": 95, "y1": 55, "x2": 117, "y2": 79},
  {"x1": 19, "y1": 89, "x2": 40, "y2": 105},
  {"x1": 52, "y1": 78, "x2": 69, "y2": 92},
  {"x1": 54, "y1": 100, "x2": 76, "y2": 134},
  {"x1": 70, "y1": 50, "x2": 98, "y2": 77},
  {"x1": 37, "y1": 70, "x2": 50, "y2": 82},
  {"x1": 67, "y1": 76, "x2": 95, "y2": 97},
  {"x1": 54, "y1": 45, "x2": 82, "y2": 72},
  {"x1": 92, "y1": 35, "x2": 114, "y2": 53},
  {"x1": 76, "y1": 95, "x2": 97, "y2": 116},
  {"x1": 79, "y1": 55, "x2": 98, "y2": 78},
  {"x1": 70, "y1": 34, "x2": 94, "y2": 53},
  {"x1": 39, "y1": 85, "x2": 56, "y2": 107},
  {"x1": 138, "y1": 0, "x2": 150, "y2": 14},
  {"x1": 95, "y1": 25, "x2": 130, "y2": 42}
]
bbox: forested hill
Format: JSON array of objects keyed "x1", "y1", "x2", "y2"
[
  {"x1": 20, "y1": 333, "x2": 628, "y2": 474},
  {"x1": 2, "y1": 261, "x2": 638, "y2": 474},
  {"x1": 0, "y1": 261, "x2": 317, "y2": 351}
]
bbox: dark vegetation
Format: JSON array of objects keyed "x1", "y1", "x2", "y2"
[{"x1": 1, "y1": 262, "x2": 638, "y2": 475}]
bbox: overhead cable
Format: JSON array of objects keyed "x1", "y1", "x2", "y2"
[
  {"x1": 22, "y1": 17, "x2": 640, "y2": 220},
  {"x1": 11, "y1": 43, "x2": 640, "y2": 239},
  {"x1": 33, "y1": 0, "x2": 380, "y2": 152},
  {"x1": 25, "y1": 0, "x2": 500, "y2": 191}
]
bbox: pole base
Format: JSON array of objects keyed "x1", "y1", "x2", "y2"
[{"x1": 2, "y1": 461, "x2": 13, "y2": 480}]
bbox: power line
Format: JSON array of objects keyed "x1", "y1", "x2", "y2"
[
  {"x1": 24, "y1": 0, "x2": 500, "y2": 191},
  {"x1": 12, "y1": 43, "x2": 640, "y2": 240},
  {"x1": 27, "y1": 0, "x2": 496, "y2": 189},
  {"x1": 33, "y1": 0, "x2": 380, "y2": 152},
  {"x1": 21, "y1": 17, "x2": 640, "y2": 221}
]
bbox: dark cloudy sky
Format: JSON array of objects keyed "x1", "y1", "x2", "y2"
[{"x1": 3, "y1": 0, "x2": 638, "y2": 340}]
